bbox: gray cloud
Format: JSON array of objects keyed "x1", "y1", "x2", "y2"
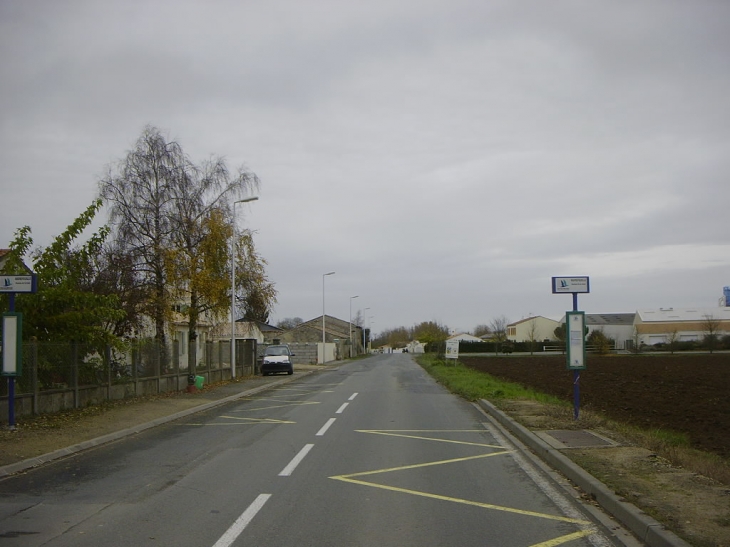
[{"x1": 1, "y1": 0, "x2": 728, "y2": 334}]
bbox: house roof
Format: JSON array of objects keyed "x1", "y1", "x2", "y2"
[
  {"x1": 507, "y1": 316, "x2": 557, "y2": 327},
  {"x1": 447, "y1": 333, "x2": 483, "y2": 342},
  {"x1": 236, "y1": 319, "x2": 282, "y2": 333},
  {"x1": 287, "y1": 315, "x2": 360, "y2": 338},
  {"x1": 637, "y1": 308, "x2": 730, "y2": 322},
  {"x1": 585, "y1": 313, "x2": 636, "y2": 326}
]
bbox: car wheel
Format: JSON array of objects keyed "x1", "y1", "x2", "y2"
[{"x1": 287, "y1": 368, "x2": 293, "y2": 375}]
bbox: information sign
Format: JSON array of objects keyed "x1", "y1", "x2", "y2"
[
  {"x1": 2, "y1": 313, "x2": 23, "y2": 376},
  {"x1": 566, "y1": 311, "x2": 586, "y2": 370},
  {"x1": 445, "y1": 339, "x2": 459, "y2": 360},
  {"x1": 552, "y1": 276, "x2": 590, "y2": 294},
  {"x1": 0, "y1": 275, "x2": 37, "y2": 293}
]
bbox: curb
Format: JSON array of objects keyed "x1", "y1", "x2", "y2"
[
  {"x1": 0, "y1": 372, "x2": 310, "y2": 478},
  {"x1": 477, "y1": 399, "x2": 691, "y2": 547}
]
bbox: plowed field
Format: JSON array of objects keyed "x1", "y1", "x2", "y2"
[{"x1": 460, "y1": 353, "x2": 730, "y2": 458}]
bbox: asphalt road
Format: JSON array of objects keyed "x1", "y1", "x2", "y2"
[{"x1": 0, "y1": 354, "x2": 617, "y2": 546}]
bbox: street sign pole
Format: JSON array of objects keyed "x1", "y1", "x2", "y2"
[
  {"x1": 2, "y1": 274, "x2": 38, "y2": 430},
  {"x1": 552, "y1": 276, "x2": 589, "y2": 420}
]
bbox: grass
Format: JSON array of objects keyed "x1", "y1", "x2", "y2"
[
  {"x1": 416, "y1": 354, "x2": 564, "y2": 405},
  {"x1": 416, "y1": 353, "x2": 730, "y2": 486}
]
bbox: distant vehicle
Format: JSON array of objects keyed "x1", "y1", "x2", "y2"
[{"x1": 261, "y1": 345, "x2": 294, "y2": 376}]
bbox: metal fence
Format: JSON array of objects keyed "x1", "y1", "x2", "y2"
[{"x1": 1, "y1": 339, "x2": 257, "y2": 422}]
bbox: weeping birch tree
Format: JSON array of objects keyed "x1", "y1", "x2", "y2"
[{"x1": 99, "y1": 126, "x2": 266, "y2": 371}]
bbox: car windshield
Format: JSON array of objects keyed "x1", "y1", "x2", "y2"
[{"x1": 265, "y1": 346, "x2": 289, "y2": 356}]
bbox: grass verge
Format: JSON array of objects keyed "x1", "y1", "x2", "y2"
[{"x1": 416, "y1": 353, "x2": 730, "y2": 486}]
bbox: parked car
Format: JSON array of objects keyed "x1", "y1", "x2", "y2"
[{"x1": 261, "y1": 345, "x2": 295, "y2": 376}]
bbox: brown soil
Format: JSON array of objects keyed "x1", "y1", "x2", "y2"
[
  {"x1": 462, "y1": 353, "x2": 730, "y2": 547},
  {"x1": 461, "y1": 353, "x2": 730, "y2": 458}
]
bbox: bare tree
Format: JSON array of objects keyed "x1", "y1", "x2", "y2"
[
  {"x1": 490, "y1": 315, "x2": 509, "y2": 354},
  {"x1": 100, "y1": 126, "x2": 185, "y2": 352},
  {"x1": 526, "y1": 318, "x2": 539, "y2": 355},
  {"x1": 473, "y1": 323, "x2": 491, "y2": 337},
  {"x1": 702, "y1": 314, "x2": 721, "y2": 354},
  {"x1": 666, "y1": 327, "x2": 679, "y2": 354},
  {"x1": 276, "y1": 317, "x2": 303, "y2": 330},
  {"x1": 100, "y1": 126, "x2": 262, "y2": 373}
]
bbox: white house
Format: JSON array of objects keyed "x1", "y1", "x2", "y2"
[
  {"x1": 447, "y1": 333, "x2": 484, "y2": 343},
  {"x1": 506, "y1": 316, "x2": 559, "y2": 343}
]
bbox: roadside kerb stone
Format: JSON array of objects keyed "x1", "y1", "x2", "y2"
[{"x1": 477, "y1": 399, "x2": 691, "y2": 547}]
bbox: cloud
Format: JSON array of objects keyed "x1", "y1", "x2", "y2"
[{"x1": 1, "y1": 0, "x2": 729, "y2": 333}]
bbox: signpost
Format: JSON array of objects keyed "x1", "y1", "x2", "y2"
[
  {"x1": 1, "y1": 274, "x2": 37, "y2": 429},
  {"x1": 445, "y1": 339, "x2": 459, "y2": 361},
  {"x1": 552, "y1": 276, "x2": 589, "y2": 419}
]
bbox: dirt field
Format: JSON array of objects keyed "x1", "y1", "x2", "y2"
[{"x1": 460, "y1": 352, "x2": 730, "y2": 459}]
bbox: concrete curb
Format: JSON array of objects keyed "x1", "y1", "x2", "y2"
[
  {"x1": 0, "y1": 373, "x2": 308, "y2": 478},
  {"x1": 477, "y1": 399, "x2": 691, "y2": 547}
]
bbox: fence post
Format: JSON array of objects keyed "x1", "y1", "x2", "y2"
[
  {"x1": 132, "y1": 344, "x2": 139, "y2": 396},
  {"x1": 31, "y1": 338, "x2": 39, "y2": 416},
  {"x1": 72, "y1": 341, "x2": 79, "y2": 409},
  {"x1": 105, "y1": 345, "x2": 112, "y2": 401}
]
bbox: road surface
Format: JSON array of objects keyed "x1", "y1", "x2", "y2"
[{"x1": 0, "y1": 353, "x2": 618, "y2": 546}]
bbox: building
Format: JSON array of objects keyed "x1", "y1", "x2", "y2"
[
  {"x1": 447, "y1": 333, "x2": 484, "y2": 343},
  {"x1": 634, "y1": 307, "x2": 730, "y2": 346},
  {"x1": 277, "y1": 315, "x2": 363, "y2": 360},
  {"x1": 585, "y1": 313, "x2": 636, "y2": 350},
  {"x1": 506, "y1": 316, "x2": 560, "y2": 343}
]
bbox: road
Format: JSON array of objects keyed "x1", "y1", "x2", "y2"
[{"x1": 0, "y1": 354, "x2": 617, "y2": 546}]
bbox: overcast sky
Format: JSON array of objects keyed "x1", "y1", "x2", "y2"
[{"x1": 2, "y1": 1, "x2": 729, "y2": 335}]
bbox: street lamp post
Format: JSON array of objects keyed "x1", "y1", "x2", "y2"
[
  {"x1": 368, "y1": 316, "x2": 375, "y2": 353},
  {"x1": 231, "y1": 197, "x2": 259, "y2": 380},
  {"x1": 349, "y1": 295, "x2": 359, "y2": 357},
  {"x1": 322, "y1": 272, "x2": 335, "y2": 363},
  {"x1": 362, "y1": 307, "x2": 370, "y2": 354}
]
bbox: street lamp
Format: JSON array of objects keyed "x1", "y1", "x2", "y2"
[
  {"x1": 322, "y1": 272, "x2": 335, "y2": 363},
  {"x1": 368, "y1": 315, "x2": 375, "y2": 353},
  {"x1": 231, "y1": 196, "x2": 259, "y2": 379},
  {"x1": 349, "y1": 295, "x2": 359, "y2": 357},
  {"x1": 362, "y1": 307, "x2": 370, "y2": 354}
]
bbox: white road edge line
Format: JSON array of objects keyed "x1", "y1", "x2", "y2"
[
  {"x1": 212, "y1": 493, "x2": 271, "y2": 547},
  {"x1": 336, "y1": 402, "x2": 349, "y2": 414},
  {"x1": 279, "y1": 444, "x2": 315, "y2": 476},
  {"x1": 316, "y1": 417, "x2": 336, "y2": 436},
  {"x1": 348, "y1": 392, "x2": 358, "y2": 401}
]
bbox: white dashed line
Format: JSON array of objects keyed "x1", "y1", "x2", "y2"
[
  {"x1": 336, "y1": 402, "x2": 349, "y2": 414},
  {"x1": 348, "y1": 393, "x2": 358, "y2": 401},
  {"x1": 279, "y1": 444, "x2": 314, "y2": 476},
  {"x1": 212, "y1": 493, "x2": 271, "y2": 547},
  {"x1": 316, "y1": 417, "x2": 336, "y2": 436}
]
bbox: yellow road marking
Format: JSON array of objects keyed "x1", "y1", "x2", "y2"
[
  {"x1": 330, "y1": 475, "x2": 588, "y2": 524},
  {"x1": 340, "y1": 452, "x2": 510, "y2": 478},
  {"x1": 180, "y1": 417, "x2": 296, "y2": 426},
  {"x1": 219, "y1": 416, "x2": 295, "y2": 424},
  {"x1": 529, "y1": 529, "x2": 596, "y2": 546},
  {"x1": 231, "y1": 401, "x2": 320, "y2": 412},
  {"x1": 358, "y1": 429, "x2": 504, "y2": 448}
]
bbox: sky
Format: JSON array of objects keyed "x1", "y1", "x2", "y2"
[{"x1": 1, "y1": 0, "x2": 729, "y2": 336}]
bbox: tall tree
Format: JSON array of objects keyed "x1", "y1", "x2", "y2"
[
  {"x1": 1, "y1": 200, "x2": 124, "y2": 347},
  {"x1": 99, "y1": 126, "x2": 261, "y2": 363},
  {"x1": 235, "y1": 228, "x2": 277, "y2": 323},
  {"x1": 411, "y1": 321, "x2": 449, "y2": 351},
  {"x1": 99, "y1": 126, "x2": 186, "y2": 352}
]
